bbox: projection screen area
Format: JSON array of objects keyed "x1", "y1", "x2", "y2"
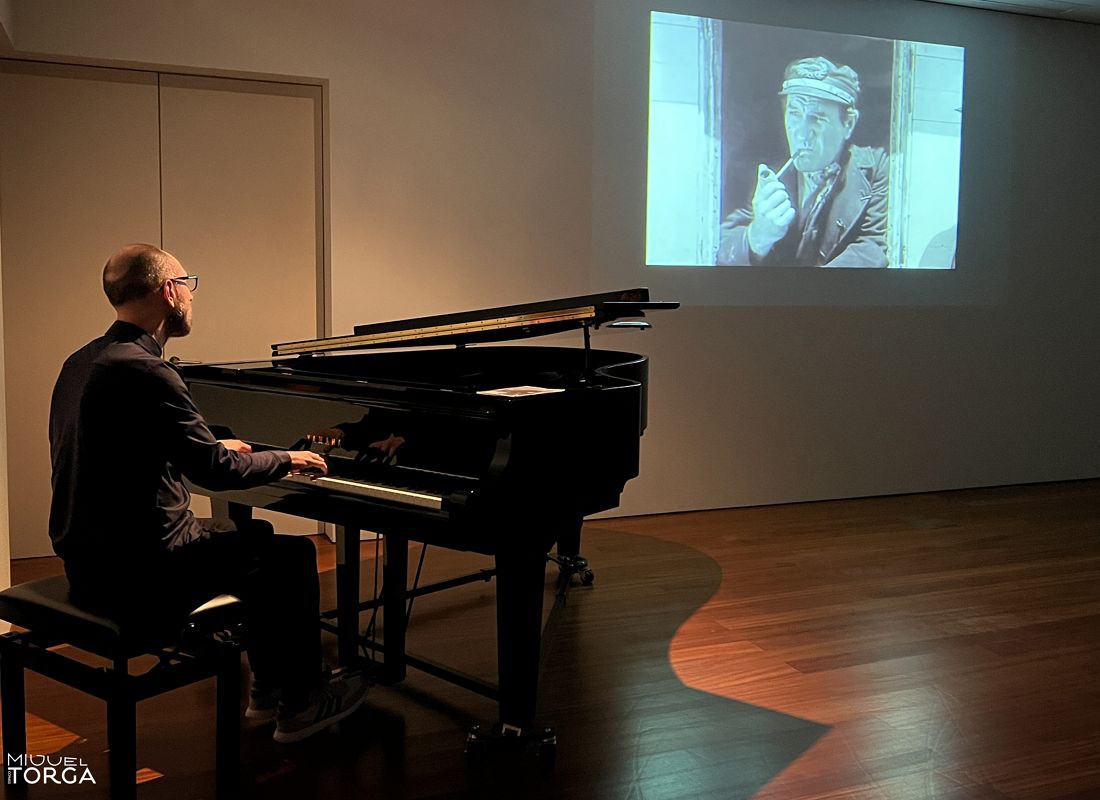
[{"x1": 646, "y1": 12, "x2": 964, "y2": 269}]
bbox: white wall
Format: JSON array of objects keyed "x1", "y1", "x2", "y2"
[
  {"x1": 0, "y1": 215, "x2": 11, "y2": 595},
  {"x1": 0, "y1": 49, "x2": 8, "y2": 589},
  {"x1": 592, "y1": 0, "x2": 1100, "y2": 513},
  {"x1": 6, "y1": 0, "x2": 1099, "y2": 519},
  {"x1": 0, "y1": 0, "x2": 13, "y2": 50}
]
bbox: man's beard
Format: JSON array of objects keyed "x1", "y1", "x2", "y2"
[{"x1": 166, "y1": 305, "x2": 192, "y2": 338}]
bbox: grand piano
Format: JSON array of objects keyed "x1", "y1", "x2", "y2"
[{"x1": 180, "y1": 288, "x2": 677, "y2": 754}]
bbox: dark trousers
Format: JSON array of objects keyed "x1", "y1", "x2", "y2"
[
  {"x1": 169, "y1": 519, "x2": 322, "y2": 704},
  {"x1": 68, "y1": 519, "x2": 322, "y2": 705}
]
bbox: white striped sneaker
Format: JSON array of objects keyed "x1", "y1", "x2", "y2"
[
  {"x1": 272, "y1": 671, "x2": 368, "y2": 743},
  {"x1": 245, "y1": 685, "x2": 281, "y2": 723}
]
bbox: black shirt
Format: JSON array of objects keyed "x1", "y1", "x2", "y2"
[{"x1": 49, "y1": 321, "x2": 291, "y2": 587}]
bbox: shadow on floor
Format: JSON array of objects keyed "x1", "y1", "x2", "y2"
[{"x1": 3, "y1": 527, "x2": 826, "y2": 800}]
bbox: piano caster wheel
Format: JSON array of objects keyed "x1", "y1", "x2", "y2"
[
  {"x1": 553, "y1": 555, "x2": 595, "y2": 587},
  {"x1": 465, "y1": 723, "x2": 557, "y2": 770}
]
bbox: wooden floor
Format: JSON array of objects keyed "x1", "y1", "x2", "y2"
[{"x1": 2, "y1": 480, "x2": 1099, "y2": 799}]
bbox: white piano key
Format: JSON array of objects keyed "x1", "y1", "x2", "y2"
[{"x1": 280, "y1": 473, "x2": 444, "y2": 510}]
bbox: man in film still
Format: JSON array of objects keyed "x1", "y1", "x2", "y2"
[{"x1": 717, "y1": 56, "x2": 889, "y2": 267}]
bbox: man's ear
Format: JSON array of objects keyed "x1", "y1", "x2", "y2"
[{"x1": 845, "y1": 108, "x2": 860, "y2": 139}]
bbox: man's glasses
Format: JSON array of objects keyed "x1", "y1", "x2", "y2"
[{"x1": 168, "y1": 275, "x2": 199, "y2": 292}]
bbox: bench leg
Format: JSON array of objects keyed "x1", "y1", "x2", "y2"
[
  {"x1": 1, "y1": 637, "x2": 28, "y2": 776},
  {"x1": 106, "y1": 669, "x2": 137, "y2": 800},
  {"x1": 215, "y1": 645, "x2": 241, "y2": 799}
]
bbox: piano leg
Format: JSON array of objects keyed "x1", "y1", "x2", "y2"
[
  {"x1": 333, "y1": 528, "x2": 407, "y2": 684},
  {"x1": 556, "y1": 519, "x2": 581, "y2": 559},
  {"x1": 550, "y1": 518, "x2": 594, "y2": 590},
  {"x1": 495, "y1": 545, "x2": 545, "y2": 729},
  {"x1": 381, "y1": 535, "x2": 408, "y2": 684},
  {"x1": 467, "y1": 543, "x2": 555, "y2": 762},
  {"x1": 335, "y1": 525, "x2": 361, "y2": 667}
]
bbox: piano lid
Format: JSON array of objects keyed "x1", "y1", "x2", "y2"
[{"x1": 272, "y1": 288, "x2": 679, "y2": 356}]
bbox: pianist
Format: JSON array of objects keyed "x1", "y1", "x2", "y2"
[{"x1": 48, "y1": 243, "x2": 366, "y2": 743}]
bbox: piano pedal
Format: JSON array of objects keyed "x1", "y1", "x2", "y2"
[{"x1": 465, "y1": 723, "x2": 557, "y2": 770}]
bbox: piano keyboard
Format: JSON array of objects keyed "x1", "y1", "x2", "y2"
[{"x1": 280, "y1": 473, "x2": 444, "y2": 510}]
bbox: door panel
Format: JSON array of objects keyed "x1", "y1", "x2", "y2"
[
  {"x1": 159, "y1": 74, "x2": 323, "y2": 534},
  {"x1": 0, "y1": 61, "x2": 161, "y2": 558}
]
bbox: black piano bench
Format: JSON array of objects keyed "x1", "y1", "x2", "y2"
[{"x1": 0, "y1": 575, "x2": 243, "y2": 800}]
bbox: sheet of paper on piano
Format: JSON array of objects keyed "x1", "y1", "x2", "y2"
[{"x1": 476, "y1": 386, "x2": 567, "y2": 397}]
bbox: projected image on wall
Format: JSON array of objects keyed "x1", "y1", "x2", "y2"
[{"x1": 646, "y1": 13, "x2": 964, "y2": 268}]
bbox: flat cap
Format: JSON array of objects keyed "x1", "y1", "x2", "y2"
[{"x1": 779, "y1": 57, "x2": 860, "y2": 107}]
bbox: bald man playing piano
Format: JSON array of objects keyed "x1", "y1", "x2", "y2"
[
  {"x1": 716, "y1": 56, "x2": 890, "y2": 267},
  {"x1": 48, "y1": 243, "x2": 369, "y2": 743}
]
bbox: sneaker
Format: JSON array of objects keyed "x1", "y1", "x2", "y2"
[
  {"x1": 272, "y1": 671, "x2": 368, "y2": 743},
  {"x1": 245, "y1": 685, "x2": 281, "y2": 723}
]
